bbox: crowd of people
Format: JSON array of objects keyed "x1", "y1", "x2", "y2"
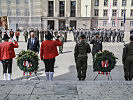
[
  {"x1": 0, "y1": 27, "x2": 133, "y2": 81},
  {"x1": 73, "y1": 28, "x2": 125, "y2": 43}
]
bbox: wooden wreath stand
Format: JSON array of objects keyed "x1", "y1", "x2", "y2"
[
  {"x1": 94, "y1": 60, "x2": 112, "y2": 81},
  {"x1": 21, "y1": 61, "x2": 40, "y2": 80}
]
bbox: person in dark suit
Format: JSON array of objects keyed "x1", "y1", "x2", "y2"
[{"x1": 27, "y1": 31, "x2": 40, "y2": 53}]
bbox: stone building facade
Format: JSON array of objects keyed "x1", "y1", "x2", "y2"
[{"x1": 0, "y1": 0, "x2": 42, "y2": 31}]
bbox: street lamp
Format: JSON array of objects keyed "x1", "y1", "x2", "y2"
[{"x1": 85, "y1": 5, "x2": 88, "y2": 30}]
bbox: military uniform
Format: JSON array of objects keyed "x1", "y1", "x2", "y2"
[
  {"x1": 74, "y1": 40, "x2": 91, "y2": 80},
  {"x1": 122, "y1": 42, "x2": 133, "y2": 81},
  {"x1": 40, "y1": 29, "x2": 44, "y2": 42},
  {"x1": 59, "y1": 32, "x2": 64, "y2": 54},
  {"x1": 90, "y1": 38, "x2": 102, "y2": 58},
  {"x1": 64, "y1": 30, "x2": 68, "y2": 42},
  {"x1": 23, "y1": 30, "x2": 28, "y2": 42}
]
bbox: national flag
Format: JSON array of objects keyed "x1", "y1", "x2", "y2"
[{"x1": 108, "y1": 1, "x2": 112, "y2": 23}]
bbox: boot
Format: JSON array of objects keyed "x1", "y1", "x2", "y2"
[
  {"x1": 45, "y1": 72, "x2": 49, "y2": 81},
  {"x1": 49, "y1": 72, "x2": 54, "y2": 81},
  {"x1": 8, "y1": 73, "x2": 11, "y2": 80},
  {"x1": 4, "y1": 73, "x2": 7, "y2": 80}
]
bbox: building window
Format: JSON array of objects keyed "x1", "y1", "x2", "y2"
[
  {"x1": 122, "y1": 0, "x2": 126, "y2": 6},
  {"x1": 48, "y1": 1, "x2": 54, "y2": 17},
  {"x1": 7, "y1": 8, "x2": 11, "y2": 16},
  {"x1": 70, "y1": 1, "x2": 76, "y2": 17},
  {"x1": 112, "y1": 10, "x2": 117, "y2": 16},
  {"x1": 103, "y1": 21, "x2": 107, "y2": 26},
  {"x1": 16, "y1": 9, "x2": 20, "y2": 16},
  {"x1": 112, "y1": 21, "x2": 116, "y2": 27},
  {"x1": 131, "y1": 10, "x2": 133, "y2": 16},
  {"x1": 25, "y1": 9, "x2": 29, "y2": 16},
  {"x1": 113, "y1": 0, "x2": 117, "y2": 6},
  {"x1": 103, "y1": 10, "x2": 108, "y2": 16},
  {"x1": 94, "y1": 9, "x2": 99, "y2": 16},
  {"x1": 25, "y1": 0, "x2": 29, "y2": 4},
  {"x1": 121, "y1": 21, "x2": 124, "y2": 26},
  {"x1": 59, "y1": 1, "x2": 65, "y2": 17},
  {"x1": 94, "y1": 21, "x2": 98, "y2": 27},
  {"x1": 94, "y1": 0, "x2": 99, "y2": 6},
  {"x1": 130, "y1": 21, "x2": 133, "y2": 26},
  {"x1": 104, "y1": 0, "x2": 108, "y2": 6},
  {"x1": 7, "y1": 0, "x2": 11, "y2": 4},
  {"x1": 121, "y1": 9, "x2": 126, "y2": 16},
  {"x1": 132, "y1": 0, "x2": 133, "y2": 6}
]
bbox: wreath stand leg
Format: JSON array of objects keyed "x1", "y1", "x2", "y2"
[
  {"x1": 21, "y1": 72, "x2": 40, "y2": 80},
  {"x1": 94, "y1": 72, "x2": 112, "y2": 81}
]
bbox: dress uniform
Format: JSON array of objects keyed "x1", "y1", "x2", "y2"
[
  {"x1": 23, "y1": 30, "x2": 28, "y2": 42},
  {"x1": 0, "y1": 34, "x2": 18, "y2": 80},
  {"x1": 74, "y1": 34, "x2": 91, "y2": 81},
  {"x1": 40, "y1": 29, "x2": 44, "y2": 42},
  {"x1": 40, "y1": 32, "x2": 62, "y2": 81}
]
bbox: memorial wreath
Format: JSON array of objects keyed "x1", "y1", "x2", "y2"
[
  {"x1": 93, "y1": 50, "x2": 118, "y2": 72},
  {"x1": 16, "y1": 50, "x2": 39, "y2": 72}
]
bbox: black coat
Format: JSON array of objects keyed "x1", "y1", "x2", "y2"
[
  {"x1": 27, "y1": 37, "x2": 40, "y2": 53},
  {"x1": 90, "y1": 39, "x2": 102, "y2": 56}
]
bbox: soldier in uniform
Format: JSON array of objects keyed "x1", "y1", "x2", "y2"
[
  {"x1": 122, "y1": 35, "x2": 133, "y2": 81},
  {"x1": 90, "y1": 35, "x2": 102, "y2": 58},
  {"x1": 74, "y1": 34, "x2": 91, "y2": 81},
  {"x1": 112, "y1": 29, "x2": 116, "y2": 42},
  {"x1": 121, "y1": 30, "x2": 124, "y2": 42},
  {"x1": 58, "y1": 30, "x2": 64, "y2": 54},
  {"x1": 0, "y1": 29, "x2": 2, "y2": 42},
  {"x1": 34, "y1": 28, "x2": 39, "y2": 40},
  {"x1": 40, "y1": 29, "x2": 44, "y2": 42},
  {"x1": 64, "y1": 29, "x2": 68, "y2": 42},
  {"x1": 23, "y1": 30, "x2": 28, "y2": 42},
  {"x1": 9, "y1": 29, "x2": 14, "y2": 39}
]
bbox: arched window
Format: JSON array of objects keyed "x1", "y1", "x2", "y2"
[{"x1": 94, "y1": 0, "x2": 99, "y2": 6}]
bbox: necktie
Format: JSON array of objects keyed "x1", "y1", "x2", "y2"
[{"x1": 32, "y1": 39, "x2": 34, "y2": 45}]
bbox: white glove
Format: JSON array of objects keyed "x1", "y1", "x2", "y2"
[
  {"x1": 0, "y1": 61, "x2": 2, "y2": 64},
  {"x1": 54, "y1": 36, "x2": 57, "y2": 40},
  {"x1": 12, "y1": 38, "x2": 15, "y2": 41}
]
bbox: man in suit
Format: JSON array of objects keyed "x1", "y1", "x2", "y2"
[{"x1": 27, "y1": 32, "x2": 40, "y2": 53}]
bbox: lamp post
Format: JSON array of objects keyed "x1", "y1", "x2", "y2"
[{"x1": 85, "y1": 5, "x2": 88, "y2": 30}]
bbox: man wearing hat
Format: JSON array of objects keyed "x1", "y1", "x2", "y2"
[
  {"x1": 122, "y1": 35, "x2": 133, "y2": 81},
  {"x1": 0, "y1": 34, "x2": 18, "y2": 80},
  {"x1": 74, "y1": 34, "x2": 91, "y2": 81},
  {"x1": 90, "y1": 35, "x2": 102, "y2": 58},
  {"x1": 40, "y1": 32, "x2": 62, "y2": 81}
]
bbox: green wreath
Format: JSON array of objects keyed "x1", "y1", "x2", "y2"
[
  {"x1": 93, "y1": 50, "x2": 118, "y2": 72},
  {"x1": 16, "y1": 50, "x2": 39, "y2": 72}
]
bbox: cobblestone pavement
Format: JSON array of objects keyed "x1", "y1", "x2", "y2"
[{"x1": 0, "y1": 80, "x2": 133, "y2": 100}]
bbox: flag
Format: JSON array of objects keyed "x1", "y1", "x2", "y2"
[
  {"x1": 123, "y1": 7, "x2": 126, "y2": 23},
  {"x1": 108, "y1": 1, "x2": 112, "y2": 23}
]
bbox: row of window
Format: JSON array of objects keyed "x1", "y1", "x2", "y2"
[
  {"x1": 95, "y1": 0, "x2": 133, "y2": 6},
  {"x1": 94, "y1": 9, "x2": 133, "y2": 17},
  {"x1": 0, "y1": 9, "x2": 30, "y2": 16},
  {"x1": 48, "y1": 1, "x2": 76, "y2": 17},
  {"x1": 0, "y1": 0, "x2": 29, "y2": 4},
  {"x1": 94, "y1": 21, "x2": 133, "y2": 27}
]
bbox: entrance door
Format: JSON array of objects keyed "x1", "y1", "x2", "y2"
[
  {"x1": 70, "y1": 20, "x2": 76, "y2": 29},
  {"x1": 59, "y1": 20, "x2": 65, "y2": 30},
  {"x1": 48, "y1": 20, "x2": 54, "y2": 30}
]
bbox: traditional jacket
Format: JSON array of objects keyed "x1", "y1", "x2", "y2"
[
  {"x1": 40, "y1": 39, "x2": 62, "y2": 60},
  {"x1": 0, "y1": 41, "x2": 18, "y2": 61}
]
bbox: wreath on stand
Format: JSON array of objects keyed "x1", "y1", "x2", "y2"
[
  {"x1": 93, "y1": 50, "x2": 118, "y2": 72},
  {"x1": 16, "y1": 50, "x2": 39, "y2": 72}
]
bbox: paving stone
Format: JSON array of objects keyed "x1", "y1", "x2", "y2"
[
  {"x1": 0, "y1": 84, "x2": 15, "y2": 94},
  {"x1": 10, "y1": 85, "x2": 35, "y2": 95},
  {"x1": 0, "y1": 94, "x2": 9, "y2": 100},
  {"x1": 29, "y1": 95, "x2": 55, "y2": 100},
  {"x1": 5, "y1": 94, "x2": 30, "y2": 100},
  {"x1": 55, "y1": 95, "x2": 78, "y2": 100},
  {"x1": 54, "y1": 84, "x2": 78, "y2": 95}
]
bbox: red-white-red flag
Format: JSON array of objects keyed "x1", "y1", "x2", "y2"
[{"x1": 108, "y1": 1, "x2": 112, "y2": 23}]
